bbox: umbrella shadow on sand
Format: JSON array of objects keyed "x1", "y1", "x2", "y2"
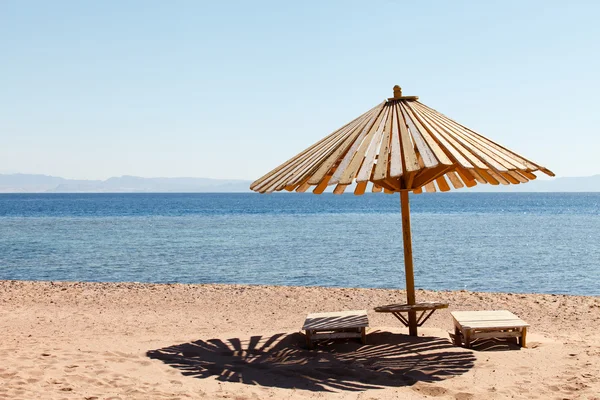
[{"x1": 147, "y1": 331, "x2": 476, "y2": 392}]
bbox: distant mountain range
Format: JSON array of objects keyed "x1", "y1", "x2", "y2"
[
  {"x1": 0, "y1": 174, "x2": 253, "y2": 193},
  {"x1": 1, "y1": 173, "x2": 600, "y2": 193}
]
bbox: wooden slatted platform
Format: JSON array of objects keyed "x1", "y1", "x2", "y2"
[
  {"x1": 302, "y1": 310, "x2": 368, "y2": 349},
  {"x1": 451, "y1": 310, "x2": 529, "y2": 348},
  {"x1": 374, "y1": 302, "x2": 448, "y2": 327}
]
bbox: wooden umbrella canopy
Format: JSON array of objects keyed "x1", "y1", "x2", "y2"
[{"x1": 250, "y1": 85, "x2": 554, "y2": 335}]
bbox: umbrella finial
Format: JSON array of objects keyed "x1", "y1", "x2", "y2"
[{"x1": 393, "y1": 85, "x2": 402, "y2": 99}]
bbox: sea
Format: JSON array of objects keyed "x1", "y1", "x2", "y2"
[{"x1": 0, "y1": 193, "x2": 599, "y2": 296}]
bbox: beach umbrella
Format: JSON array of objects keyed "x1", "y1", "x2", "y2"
[{"x1": 250, "y1": 85, "x2": 553, "y2": 336}]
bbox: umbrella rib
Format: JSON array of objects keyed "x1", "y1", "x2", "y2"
[
  {"x1": 403, "y1": 101, "x2": 477, "y2": 169},
  {"x1": 410, "y1": 107, "x2": 489, "y2": 170},
  {"x1": 399, "y1": 102, "x2": 452, "y2": 166},
  {"x1": 394, "y1": 102, "x2": 420, "y2": 173},
  {"x1": 252, "y1": 120, "x2": 359, "y2": 192},
  {"x1": 414, "y1": 103, "x2": 522, "y2": 170},
  {"x1": 398, "y1": 104, "x2": 439, "y2": 169},
  {"x1": 412, "y1": 103, "x2": 515, "y2": 173},
  {"x1": 250, "y1": 107, "x2": 366, "y2": 190},
  {"x1": 445, "y1": 171, "x2": 465, "y2": 189},
  {"x1": 415, "y1": 102, "x2": 552, "y2": 175},
  {"x1": 251, "y1": 102, "x2": 381, "y2": 192},
  {"x1": 427, "y1": 101, "x2": 552, "y2": 174},
  {"x1": 436, "y1": 176, "x2": 452, "y2": 192},
  {"x1": 456, "y1": 167, "x2": 478, "y2": 187},
  {"x1": 354, "y1": 181, "x2": 368, "y2": 195},
  {"x1": 308, "y1": 103, "x2": 385, "y2": 186},
  {"x1": 388, "y1": 102, "x2": 404, "y2": 179},
  {"x1": 255, "y1": 106, "x2": 377, "y2": 192},
  {"x1": 283, "y1": 117, "x2": 372, "y2": 189},
  {"x1": 371, "y1": 106, "x2": 394, "y2": 182},
  {"x1": 331, "y1": 104, "x2": 389, "y2": 185},
  {"x1": 357, "y1": 105, "x2": 392, "y2": 182}
]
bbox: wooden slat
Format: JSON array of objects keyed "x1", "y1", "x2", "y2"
[
  {"x1": 458, "y1": 321, "x2": 529, "y2": 329},
  {"x1": 372, "y1": 108, "x2": 394, "y2": 181},
  {"x1": 399, "y1": 104, "x2": 439, "y2": 168},
  {"x1": 312, "y1": 174, "x2": 332, "y2": 194},
  {"x1": 424, "y1": 182, "x2": 436, "y2": 193},
  {"x1": 539, "y1": 167, "x2": 555, "y2": 177},
  {"x1": 356, "y1": 106, "x2": 392, "y2": 182},
  {"x1": 412, "y1": 187, "x2": 423, "y2": 194},
  {"x1": 413, "y1": 102, "x2": 526, "y2": 171},
  {"x1": 306, "y1": 332, "x2": 362, "y2": 340},
  {"x1": 453, "y1": 310, "x2": 519, "y2": 317},
  {"x1": 333, "y1": 184, "x2": 348, "y2": 194},
  {"x1": 501, "y1": 172, "x2": 522, "y2": 184},
  {"x1": 519, "y1": 170, "x2": 538, "y2": 180},
  {"x1": 404, "y1": 171, "x2": 416, "y2": 189},
  {"x1": 476, "y1": 169, "x2": 499, "y2": 185},
  {"x1": 487, "y1": 169, "x2": 511, "y2": 185},
  {"x1": 467, "y1": 168, "x2": 487, "y2": 184},
  {"x1": 399, "y1": 102, "x2": 452, "y2": 166},
  {"x1": 446, "y1": 171, "x2": 465, "y2": 189},
  {"x1": 374, "y1": 180, "x2": 399, "y2": 192},
  {"x1": 267, "y1": 133, "x2": 354, "y2": 191},
  {"x1": 419, "y1": 101, "x2": 551, "y2": 174},
  {"x1": 303, "y1": 310, "x2": 369, "y2": 330},
  {"x1": 395, "y1": 103, "x2": 420, "y2": 172},
  {"x1": 506, "y1": 170, "x2": 529, "y2": 183},
  {"x1": 255, "y1": 111, "x2": 373, "y2": 192},
  {"x1": 455, "y1": 167, "x2": 477, "y2": 187},
  {"x1": 389, "y1": 103, "x2": 404, "y2": 178},
  {"x1": 354, "y1": 181, "x2": 368, "y2": 195},
  {"x1": 382, "y1": 177, "x2": 402, "y2": 191},
  {"x1": 406, "y1": 102, "x2": 485, "y2": 169},
  {"x1": 329, "y1": 104, "x2": 389, "y2": 185},
  {"x1": 412, "y1": 102, "x2": 515, "y2": 172},
  {"x1": 403, "y1": 101, "x2": 469, "y2": 168},
  {"x1": 471, "y1": 331, "x2": 522, "y2": 340},
  {"x1": 276, "y1": 110, "x2": 377, "y2": 188},
  {"x1": 436, "y1": 176, "x2": 451, "y2": 192},
  {"x1": 372, "y1": 184, "x2": 382, "y2": 193},
  {"x1": 411, "y1": 165, "x2": 453, "y2": 190},
  {"x1": 251, "y1": 104, "x2": 379, "y2": 191},
  {"x1": 295, "y1": 182, "x2": 311, "y2": 192},
  {"x1": 417, "y1": 101, "x2": 517, "y2": 171},
  {"x1": 306, "y1": 104, "x2": 385, "y2": 185}
]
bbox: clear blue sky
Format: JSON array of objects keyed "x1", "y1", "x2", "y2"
[{"x1": 1, "y1": 0, "x2": 598, "y2": 180}]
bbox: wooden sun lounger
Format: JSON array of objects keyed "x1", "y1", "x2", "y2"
[
  {"x1": 302, "y1": 310, "x2": 368, "y2": 349},
  {"x1": 451, "y1": 310, "x2": 529, "y2": 348}
]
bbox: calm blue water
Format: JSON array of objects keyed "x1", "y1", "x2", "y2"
[{"x1": 1, "y1": 193, "x2": 599, "y2": 295}]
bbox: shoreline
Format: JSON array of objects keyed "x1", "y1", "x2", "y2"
[
  {"x1": 2, "y1": 279, "x2": 597, "y2": 298},
  {"x1": 1, "y1": 280, "x2": 599, "y2": 399}
]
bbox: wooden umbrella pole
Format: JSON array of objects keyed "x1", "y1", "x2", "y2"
[{"x1": 400, "y1": 191, "x2": 418, "y2": 336}]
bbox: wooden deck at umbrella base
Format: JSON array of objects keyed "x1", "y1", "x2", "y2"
[{"x1": 374, "y1": 302, "x2": 449, "y2": 329}]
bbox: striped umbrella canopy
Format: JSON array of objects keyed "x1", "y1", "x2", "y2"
[{"x1": 250, "y1": 85, "x2": 554, "y2": 336}]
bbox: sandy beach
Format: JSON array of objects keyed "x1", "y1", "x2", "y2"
[{"x1": 1, "y1": 281, "x2": 599, "y2": 400}]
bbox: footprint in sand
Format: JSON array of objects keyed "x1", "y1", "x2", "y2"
[
  {"x1": 454, "y1": 393, "x2": 474, "y2": 400},
  {"x1": 411, "y1": 382, "x2": 449, "y2": 397}
]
